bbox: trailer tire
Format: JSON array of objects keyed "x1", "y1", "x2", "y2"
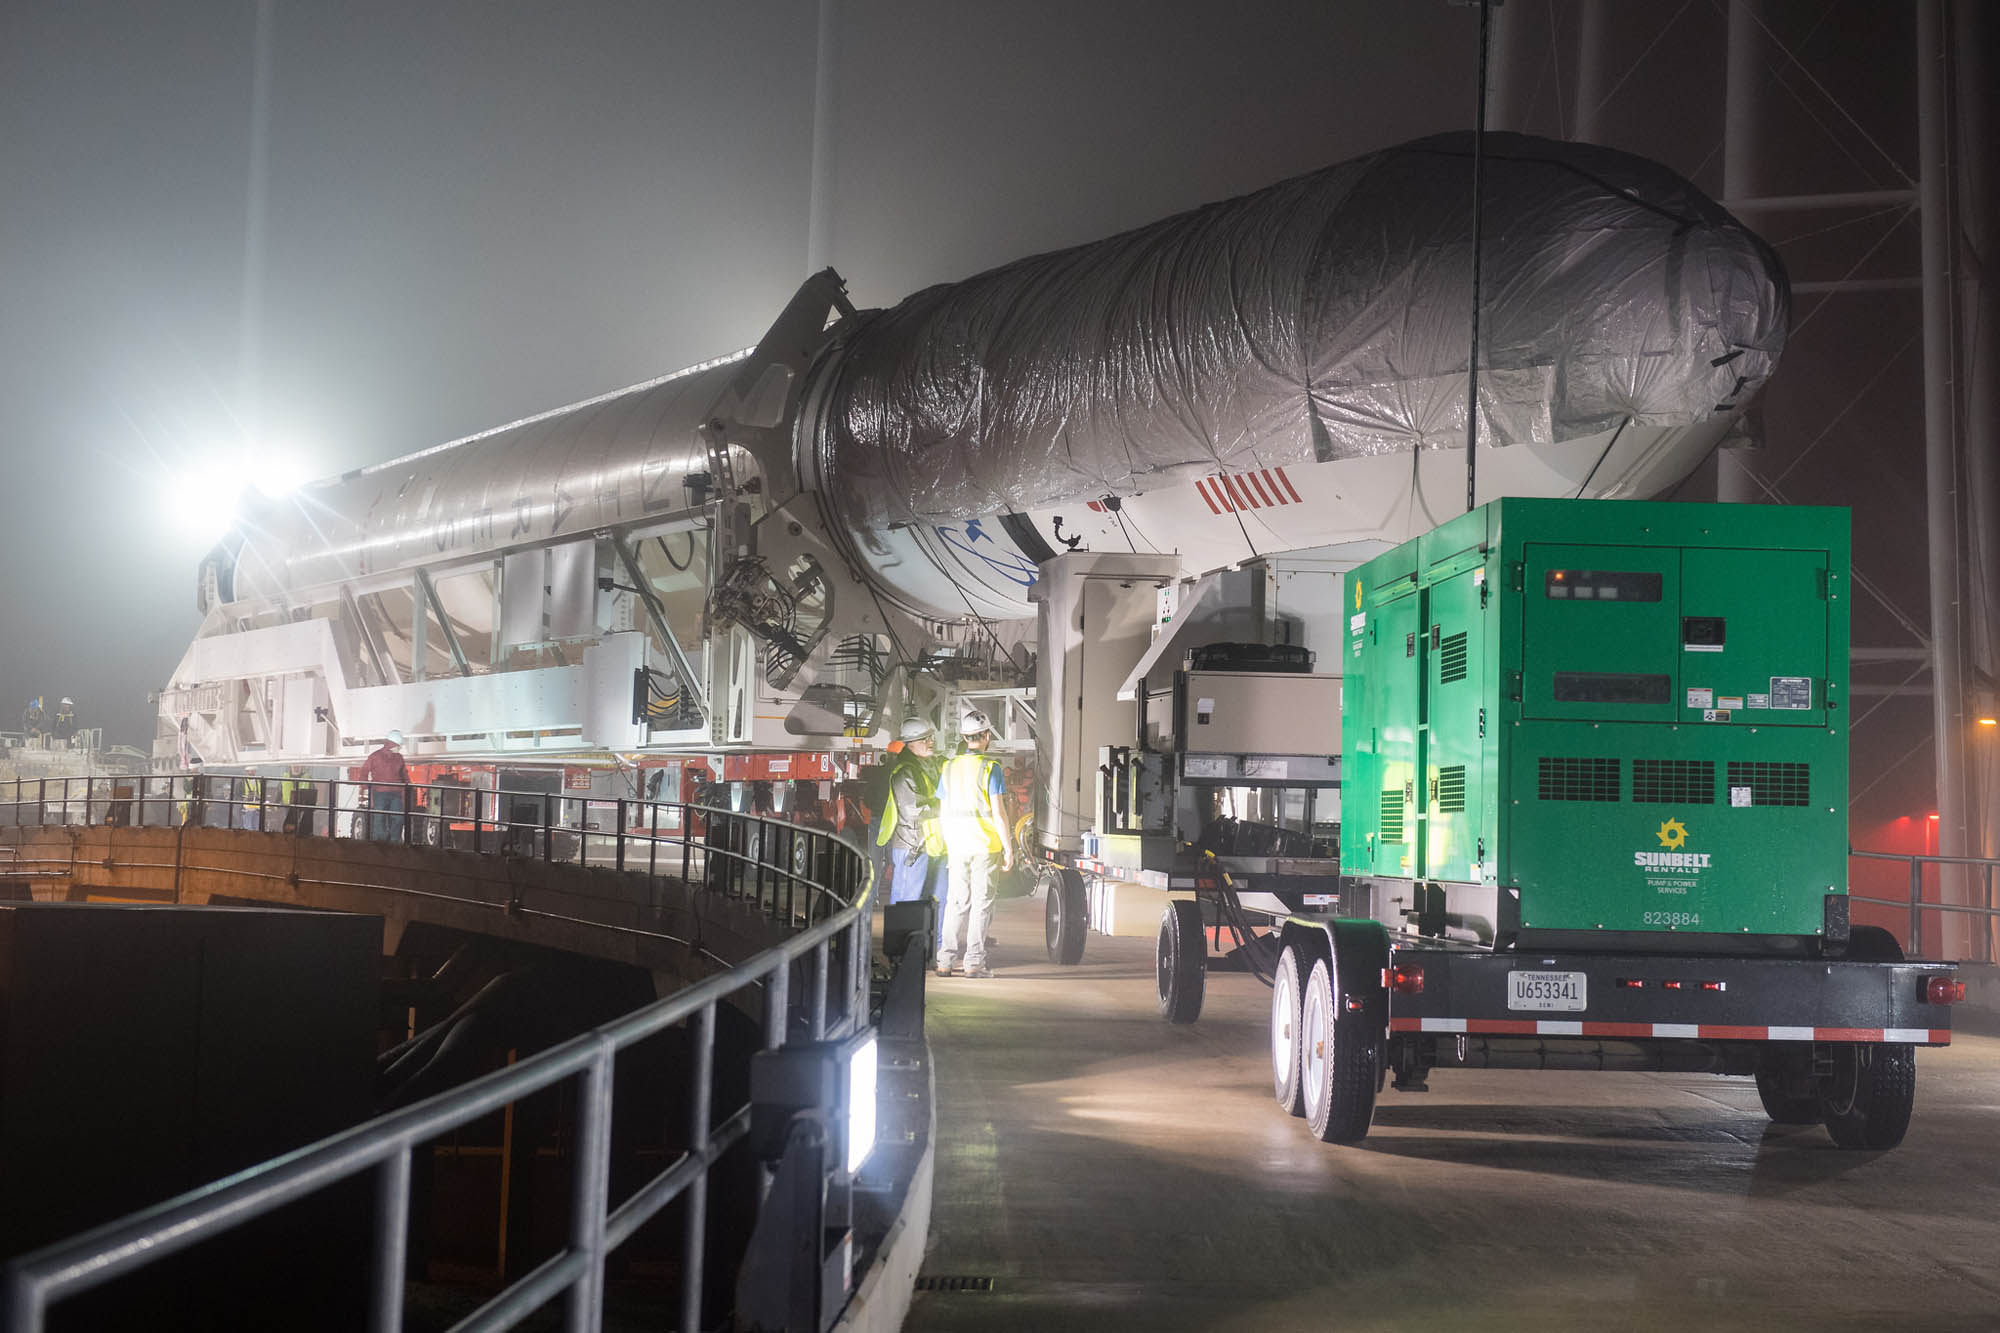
[
  {"x1": 1271, "y1": 943, "x2": 1306, "y2": 1116},
  {"x1": 1045, "y1": 867, "x2": 1088, "y2": 965},
  {"x1": 1157, "y1": 899, "x2": 1206, "y2": 1024},
  {"x1": 1753, "y1": 1070, "x2": 1821, "y2": 1125},
  {"x1": 1817, "y1": 1042, "x2": 1916, "y2": 1150},
  {"x1": 1302, "y1": 957, "x2": 1376, "y2": 1143}
]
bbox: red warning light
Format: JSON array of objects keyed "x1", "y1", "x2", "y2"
[
  {"x1": 1924, "y1": 977, "x2": 1965, "y2": 1005},
  {"x1": 1388, "y1": 965, "x2": 1425, "y2": 995}
]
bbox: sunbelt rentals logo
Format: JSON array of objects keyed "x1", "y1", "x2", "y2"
[{"x1": 1635, "y1": 818, "x2": 1711, "y2": 895}]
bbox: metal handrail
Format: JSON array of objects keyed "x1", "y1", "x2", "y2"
[
  {"x1": 0, "y1": 772, "x2": 863, "y2": 920},
  {"x1": 1849, "y1": 847, "x2": 2000, "y2": 961},
  {"x1": 1, "y1": 773, "x2": 878, "y2": 1333}
]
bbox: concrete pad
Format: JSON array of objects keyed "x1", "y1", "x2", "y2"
[{"x1": 914, "y1": 895, "x2": 2000, "y2": 1330}]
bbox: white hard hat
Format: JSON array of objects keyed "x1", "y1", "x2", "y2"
[
  {"x1": 59, "y1": 697, "x2": 73, "y2": 706},
  {"x1": 898, "y1": 717, "x2": 935, "y2": 743},
  {"x1": 386, "y1": 730, "x2": 405, "y2": 747},
  {"x1": 959, "y1": 704, "x2": 992, "y2": 736}
]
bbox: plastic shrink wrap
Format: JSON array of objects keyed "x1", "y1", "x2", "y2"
[{"x1": 820, "y1": 131, "x2": 1787, "y2": 530}]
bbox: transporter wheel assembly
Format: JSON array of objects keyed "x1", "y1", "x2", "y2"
[
  {"x1": 1301, "y1": 956, "x2": 1377, "y2": 1143},
  {"x1": 1816, "y1": 1043, "x2": 1916, "y2": 1151},
  {"x1": 1270, "y1": 943, "x2": 1306, "y2": 1116},
  {"x1": 1156, "y1": 899, "x2": 1206, "y2": 1024},
  {"x1": 1045, "y1": 866, "x2": 1089, "y2": 966}
]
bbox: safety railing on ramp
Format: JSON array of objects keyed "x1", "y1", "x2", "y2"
[
  {"x1": 1850, "y1": 847, "x2": 2000, "y2": 962},
  {"x1": 1, "y1": 776, "x2": 903, "y2": 1332}
]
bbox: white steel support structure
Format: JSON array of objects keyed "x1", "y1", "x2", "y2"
[{"x1": 1916, "y1": 0, "x2": 1972, "y2": 952}]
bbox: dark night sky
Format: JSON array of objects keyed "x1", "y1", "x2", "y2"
[
  {"x1": 0, "y1": 2, "x2": 1965, "y2": 826},
  {"x1": 0, "y1": 0, "x2": 1480, "y2": 750}
]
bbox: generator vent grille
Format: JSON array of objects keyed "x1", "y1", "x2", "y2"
[
  {"x1": 1538, "y1": 757, "x2": 1620, "y2": 802},
  {"x1": 1379, "y1": 789, "x2": 1406, "y2": 842},
  {"x1": 1438, "y1": 631, "x2": 1469, "y2": 684},
  {"x1": 1727, "y1": 761, "x2": 1810, "y2": 807},
  {"x1": 1632, "y1": 759, "x2": 1715, "y2": 804},
  {"x1": 1435, "y1": 765, "x2": 1466, "y2": 812}
]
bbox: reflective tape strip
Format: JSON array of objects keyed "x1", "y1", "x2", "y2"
[
  {"x1": 1275, "y1": 466, "x2": 1304, "y2": 502},
  {"x1": 1386, "y1": 1018, "x2": 1954, "y2": 1043},
  {"x1": 1246, "y1": 472, "x2": 1275, "y2": 506},
  {"x1": 1196, "y1": 480, "x2": 1222, "y2": 514},
  {"x1": 1224, "y1": 475, "x2": 1256, "y2": 509}
]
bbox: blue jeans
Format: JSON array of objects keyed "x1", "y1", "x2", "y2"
[
  {"x1": 887, "y1": 848, "x2": 932, "y2": 906},
  {"x1": 369, "y1": 790, "x2": 405, "y2": 842}
]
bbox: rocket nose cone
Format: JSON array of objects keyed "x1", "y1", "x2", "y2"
[{"x1": 1690, "y1": 219, "x2": 1790, "y2": 409}]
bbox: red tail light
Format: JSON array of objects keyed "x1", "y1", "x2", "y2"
[
  {"x1": 1924, "y1": 976, "x2": 1966, "y2": 1005},
  {"x1": 1662, "y1": 979, "x2": 1684, "y2": 990},
  {"x1": 1616, "y1": 978, "x2": 1645, "y2": 989},
  {"x1": 1389, "y1": 964, "x2": 1425, "y2": 995}
]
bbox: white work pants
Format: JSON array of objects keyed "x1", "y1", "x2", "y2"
[{"x1": 938, "y1": 848, "x2": 1000, "y2": 971}]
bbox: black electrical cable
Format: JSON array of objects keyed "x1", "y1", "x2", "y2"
[{"x1": 657, "y1": 531, "x2": 695, "y2": 573}]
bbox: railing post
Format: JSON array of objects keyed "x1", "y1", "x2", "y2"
[
  {"x1": 680, "y1": 1002, "x2": 717, "y2": 1333},
  {"x1": 765, "y1": 957, "x2": 790, "y2": 1052},
  {"x1": 615, "y1": 798, "x2": 627, "y2": 872},
  {"x1": 1987, "y1": 863, "x2": 1996, "y2": 966},
  {"x1": 810, "y1": 940, "x2": 829, "y2": 1041},
  {"x1": 83, "y1": 778, "x2": 92, "y2": 828},
  {"x1": 564, "y1": 1042, "x2": 615, "y2": 1333},
  {"x1": 543, "y1": 794, "x2": 554, "y2": 864},
  {"x1": 1909, "y1": 856, "x2": 1925, "y2": 958},
  {"x1": 369, "y1": 1147, "x2": 411, "y2": 1333},
  {"x1": 849, "y1": 911, "x2": 867, "y2": 1024}
]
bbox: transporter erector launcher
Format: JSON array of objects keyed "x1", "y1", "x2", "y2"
[{"x1": 160, "y1": 133, "x2": 1787, "y2": 767}]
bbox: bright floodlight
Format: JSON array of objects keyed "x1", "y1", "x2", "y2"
[
  {"x1": 251, "y1": 450, "x2": 313, "y2": 500},
  {"x1": 844, "y1": 1032, "x2": 878, "y2": 1176},
  {"x1": 164, "y1": 465, "x2": 245, "y2": 545}
]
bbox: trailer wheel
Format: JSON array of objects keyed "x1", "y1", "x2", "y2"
[
  {"x1": 1156, "y1": 899, "x2": 1205, "y2": 1024},
  {"x1": 1301, "y1": 957, "x2": 1376, "y2": 1143},
  {"x1": 1270, "y1": 943, "x2": 1306, "y2": 1116},
  {"x1": 1817, "y1": 1042, "x2": 1916, "y2": 1150},
  {"x1": 1045, "y1": 867, "x2": 1088, "y2": 965},
  {"x1": 1753, "y1": 1070, "x2": 1821, "y2": 1125}
]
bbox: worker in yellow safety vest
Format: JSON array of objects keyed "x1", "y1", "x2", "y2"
[
  {"x1": 877, "y1": 717, "x2": 942, "y2": 906},
  {"x1": 935, "y1": 705, "x2": 1015, "y2": 978}
]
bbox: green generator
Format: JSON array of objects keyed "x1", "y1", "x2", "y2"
[{"x1": 1340, "y1": 498, "x2": 1849, "y2": 953}]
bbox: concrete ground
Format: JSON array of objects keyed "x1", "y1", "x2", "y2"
[{"x1": 910, "y1": 895, "x2": 2000, "y2": 1331}]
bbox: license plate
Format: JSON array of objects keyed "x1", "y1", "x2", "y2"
[{"x1": 1508, "y1": 970, "x2": 1587, "y2": 1011}]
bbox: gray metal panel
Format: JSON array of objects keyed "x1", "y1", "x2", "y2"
[
  {"x1": 547, "y1": 539, "x2": 599, "y2": 641},
  {"x1": 499, "y1": 549, "x2": 546, "y2": 647},
  {"x1": 1181, "y1": 671, "x2": 1342, "y2": 757}
]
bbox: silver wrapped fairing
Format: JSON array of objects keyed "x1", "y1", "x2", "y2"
[{"x1": 820, "y1": 131, "x2": 1787, "y2": 529}]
